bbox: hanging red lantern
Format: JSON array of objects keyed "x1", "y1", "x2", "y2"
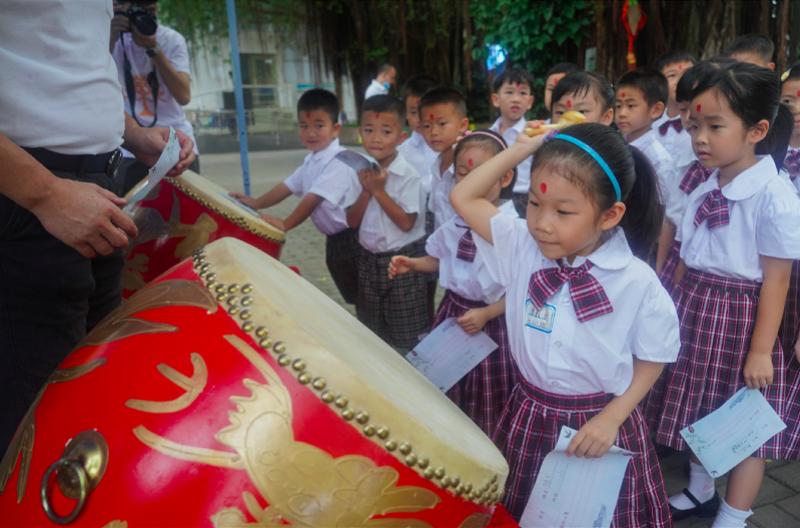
[{"x1": 621, "y1": 0, "x2": 647, "y2": 69}]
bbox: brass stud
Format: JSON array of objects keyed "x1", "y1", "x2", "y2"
[
  {"x1": 239, "y1": 309, "x2": 251, "y2": 320},
  {"x1": 405, "y1": 454, "x2": 417, "y2": 467},
  {"x1": 215, "y1": 284, "x2": 227, "y2": 293},
  {"x1": 241, "y1": 321, "x2": 254, "y2": 332},
  {"x1": 273, "y1": 342, "x2": 286, "y2": 354},
  {"x1": 490, "y1": 474, "x2": 498, "y2": 484},
  {"x1": 417, "y1": 457, "x2": 429, "y2": 469},
  {"x1": 205, "y1": 272, "x2": 216, "y2": 282},
  {"x1": 398, "y1": 443, "x2": 411, "y2": 455},
  {"x1": 490, "y1": 482, "x2": 498, "y2": 492},
  {"x1": 376, "y1": 427, "x2": 390, "y2": 439},
  {"x1": 259, "y1": 338, "x2": 272, "y2": 349},
  {"x1": 334, "y1": 395, "x2": 348, "y2": 408},
  {"x1": 241, "y1": 284, "x2": 253, "y2": 294},
  {"x1": 226, "y1": 296, "x2": 238, "y2": 306},
  {"x1": 291, "y1": 359, "x2": 306, "y2": 372},
  {"x1": 441, "y1": 477, "x2": 452, "y2": 488},
  {"x1": 216, "y1": 293, "x2": 227, "y2": 302},
  {"x1": 355, "y1": 411, "x2": 369, "y2": 424},
  {"x1": 241, "y1": 296, "x2": 253, "y2": 306},
  {"x1": 464, "y1": 483, "x2": 473, "y2": 494},
  {"x1": 228, "y1": 306, "x2": 239, "y2": 316},
  {"x1": 469, "y1": 491, "x2": 479, "y2": 501},
  {"x1": 457, "y1": 484, "x2": 467, "y2": 495},
  {"x1": 454, "y1": 487, "x2": 464, "y2": 497},
  {"x1": 197, "y1": 269, "x2": 207, "y2": 278},
  {"x1": 423, "y1": 468, "x2": 434, "y2": 479},
  {"x1": 321, "y1": 390, "x2": 334, "y2": 404},
  {"x1": 297, "y1": 373, "x2": 311, "y2": 384},
  {"x1": 200, "y1": 263, "x2": 210, "y2": 272},
  {"x1": 311, "y1": 377, "x2": 326, "y2": 390},
  {"x1": 255, "y1": 326, "x2": 268, "y2": 338},
  {"x1": 433, "y1": 467, "x2": 445, "y2": 479},
  {"x1": 384, "y1": 440, "x2": 397, "y2": 451},
  {"x1": 363, "y1": 425, "x2": 376, "y2": 437},
  {"x1": 341, "y1": 409, "x2": 355, "y2": 421},
  {"x1": 450, "y1": 476, "x2": 461, "y2": 487},
  {"x1": 206, "y1": 278, "x2": 216, "y2": 288},
  {"x1": 228, "y1": 284, "x2": 239, "y2": 294},
  {"x1": 277, "y1": 354, "x2": 291, "y2": 367}
]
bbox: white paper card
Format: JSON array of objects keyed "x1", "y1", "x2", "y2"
[
  {"x1": 520, "y1": 426, "x2": 634, "y2": 528},
  {"x1": 335, "y1": 149, "x2": 376, "y2": 172},
  {"x1": 220, "y1": 192, "x2": 260, "y2": 217},
  {"x1": 406, "y1": 317, "x2": 497, "y2": 392},
  {"x1": 124, "y1": 127, "x2": 180, "y2": 214},
  {"x1": 680, "y1": 387, "x2": 786, "y2": 477}
]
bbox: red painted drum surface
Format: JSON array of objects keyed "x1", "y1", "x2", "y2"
[
  {"x1": 1, "y1": 238, "x2": 511, "y2": 527},
  {"x1": 122, "y1": 171, "x2": 285, "y2": 298}
]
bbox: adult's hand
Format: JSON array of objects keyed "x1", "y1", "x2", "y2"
[
  {"x1": 124, "y1": 122, "x2": 196, "y2": 175},
  {"x1": 30, "y1": 178, "x2": 138, "y2": 258}
]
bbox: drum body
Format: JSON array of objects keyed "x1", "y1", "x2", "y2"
[
  {"x1": 1, "y1": 238, "x2": 511, "y2": 527},
  {"x1": 123, "y1": 171, "x2": 285, "y2": 298}
]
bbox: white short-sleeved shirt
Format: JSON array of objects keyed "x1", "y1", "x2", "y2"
[
  {"x1": 631, "y1": 129, "x2": 676, "y2": 199},
  {"x1": 0, "y1": 0, "x2": 124, "y2": 154},
  {"x1": 428, "y1": 154, "x2": 457, "y2": 230},
  {"x1": 112, "y1": 25, "x2": 197, "y2": 155},
  {"x1": 664, "y1": 155, "x2": 703, "y2": 227},
  {"x1": 490, "y1": 117, "x2": 533, "y2": 194},
  {"x1": 283, "y1": 139, "x2": 361, "y2": 236},
  {"x1": 398, "y1": 131, "x2": 437, "y2": 195},
  {"x1": 426, "y1": 200, "x2": 518, "y2": 304},
  {"x1": 364, "y1": 79, "x2": 388, "y2": 100},
  {"x1": 475, "y1": 216, "x2": 680, "y2": 396},
  {"x1": 359, "y1": 153, "x2": 426, "y2": 253},
  {"x1": 653, "y1": 112, "x2": 694, "y2": 167},
  {"x1": 783, "y1": 146, "x2": 800, "y2": 193},
  {"x1": 679, "y1": 156, "x2": 800, "y2": 281}
]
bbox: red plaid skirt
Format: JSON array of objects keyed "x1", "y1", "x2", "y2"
[
  {"x1": 657, "y1": 240, "x2": 681, "y2": 294},
  {"x1": 651, "y1": 269, "x2": 787, "y2": 458},
  {"x1": 784, "y1": 357, "x2": 800, "y2": 459},
  {"x1": 492, "y1": 379, "x2": 671, "y2": 526},
  {"x1": 433, "y1": 290, "x2": 517, "y2": 437},
  {"x1": 780, "y1": 261, "x2": 800, "y2": 354}
]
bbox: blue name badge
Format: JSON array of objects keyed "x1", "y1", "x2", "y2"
[{"x1": 525, "y1": 299, "x2": 556, "y2": 333}]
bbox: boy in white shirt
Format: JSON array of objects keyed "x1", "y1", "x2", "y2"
[
  {"x1": 347, "y1": 95, "x2": 428, "y2": 351},
  {"x1": 489, "y1": 67, "x2": 534, "y2": 216},
  {"x1": 231, "y1": 89, "x2": 361, "y2": 304},
  {"x1": 397, "y1": 74, "x2": 438, "y2": 194},
  {"x1": 653, "y1": 51, "x2": 696, "y2": 167}
]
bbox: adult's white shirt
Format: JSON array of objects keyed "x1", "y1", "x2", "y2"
[{"x1": 364, "y1": 79, "x2": 388, "y2": 100}]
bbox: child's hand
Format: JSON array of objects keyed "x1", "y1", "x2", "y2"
[
  {"x1": 743, "y1": 351, "x2": 773, "y2": 389},
  {"x1": 359, "y1": 166, "x2": 387, "y2": 194},
  {"x1": 388, "y1": 255, "x2": 414, "y2": 279},
  {"x1": 513, "y1": 121, "x2": 549, "y2": 154},
  {"x1": 457, "y1": 308, "x2": 490, "y2": 335},
  {"x1": 229, "y1": 191, "x2": 259, "y2": 209},
  {"x1": 260, "y1": 212, "x2": 285, "y2": 231},
  {"x1": 567, "y1": 413, "x2": 621, "y2": 458}
]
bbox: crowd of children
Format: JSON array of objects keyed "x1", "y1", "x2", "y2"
[{"x1": 233, "y1": 33, "x2": 800, "y2": 528}]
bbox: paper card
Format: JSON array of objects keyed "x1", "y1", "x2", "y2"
[
  {"x1": 520, "y1": 426, "x2": 634, "y2": 528},
  {"x1": 680, "y1": 387, "x2": 786, "y2": 477},
  {"x1": 406, "y1": 317, "x2": 497, "y2": 392},
  {"x1": 124, "y1": 127, "x2": 180, "y2": 214},
  {"x1": 220, "y1": 192, "x2": 260, "y2": 217},
  {"x1": 335, "y1": 149, "x2": 376, "y2": 173}
]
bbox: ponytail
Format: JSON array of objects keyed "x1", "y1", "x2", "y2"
[{"x1": 624, "y1": 147, "x2": 664, "y2": 260}]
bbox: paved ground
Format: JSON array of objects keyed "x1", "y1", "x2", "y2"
[{"x1": 202, "y1": 149, "x2": 800, "y2": 527}]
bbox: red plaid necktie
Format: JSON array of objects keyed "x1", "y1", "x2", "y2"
[
  {"x1": 784, "y1": 149, "x2": 800, "y2": 181},
  {"x1": 679, "y1": 161, "x2": 713, "y2": 194},
  {"x1": 528, "y1": 261, "x2": 613, "y2": 323},
  {"x1": 658, "y1": 118, "x2": 683, "y2": 136},
  {"x1": 694, "y1": 189, "x2": 729, "y2": 229},
  {"x1": 455, "y1": 227, "x2": 477, "y2": 262}
]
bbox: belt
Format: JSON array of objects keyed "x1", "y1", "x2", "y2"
[{"x1": 23, "y1": 147, "x2": 122, "y2": 178}]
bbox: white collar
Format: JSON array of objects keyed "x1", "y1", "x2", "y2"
[
  {"x1": 546, "y1": 228, "x2": 633, "y2": 271},
  {"x1": 699, "y1": 156, "x2": 777, "y2": 201},
  {"x1": 490, "y1": 116, "x2": 526, "y2": 135},
  {"x1": 630, "y1": 128, "x2": 656, "y2": 149},
  {"x1": 386, "y1": 151, "x2": 409, "y2": 175},
  {"x1": 431, "y1": 152, "x2": 454, "y2": 178},
  {"x1": 308, "y1": 138, "x2": 342, "y2": 165}
]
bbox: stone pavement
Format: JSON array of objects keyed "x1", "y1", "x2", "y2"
[{"x1": 202, "y1": 149, "x2": 800, "y2": 527}]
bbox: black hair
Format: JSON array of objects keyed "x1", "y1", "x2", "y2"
[
  {"x1": 361, "y1": 94, "x2": 405, "y2": 121},
  {"x1": 453, "y1": 129, "x2": 517, "y2": 198},
  {"x1": 297, "y1": 88, "x2": 339, "y2": 124},
  {"x1": 531, "y1": 123, "x2": 664, "y2": 260},
  {"x1": 617, "y1": 69, "x2": 669, "y2": 106},
  {"x1": 545, "y1": 62, "x2": 580, "y2": 79},
  {"x1": 402, "y1": 74, "x2": 438, "y2": 100},
  {"x1": 724, "y1": 34, "x2": 775, "y2": 64},
  {"x1": 655, "y1": 51, "x2": 697, "y2": 72},
  {"x1": 418, "y1": 86, "x2": 467, "y2": 118},
  {"x1": 551, "y1": 71, "x2": 615, "y2": 112},
  {"x1": 691, "y1": 61, "x2": 791, "y2": 169},
  {"x1": 377, "y1": 63, "x2": 395, "y2": 75},
  {"x1": 493, "y1": 67, "x2": 535, "y2": 92}
]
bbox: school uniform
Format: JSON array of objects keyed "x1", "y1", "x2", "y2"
[
  {"x1": 284, "y1": 139, "x2": 361, "y2": 303},
  {"x1": 398, "y1": 131, "x2": 437, "y2": 196},
  {"x1": 426, "y1": 201, "x2": 518, "y2": 436},
  {"x1": 649, "y1": 156, "x2": 800, "y2": 460},
  {"x1": 780, "y1": 146, "x2": 800, "y2": 420},
  {"x1": 630, "y1": 128, "x2": 676, "y2": 203},
  {"x1": 655, "y1": 112, "x2": 694, "y2": 169},
  {"x1": 428, "y1": 153, "x2": 457, "y2": 230},
  {"x1": 490, "y1": 117, "x2": 532, "y2": 217},
  {"x1": 356, "y1": 153, "x2": 428, "y2": 350},
  {"x1": 475, "y1": 213, "x2": 678, "y2": 526}
]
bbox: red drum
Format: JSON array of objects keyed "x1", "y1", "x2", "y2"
[
  {"x1": 122, "y1": 171, "x2": 285, "y2": 298},
  {"x1": 1, "y1": 238, "x2": 513, "y2": 527}
]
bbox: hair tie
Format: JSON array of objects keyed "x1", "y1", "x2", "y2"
[
  {"x1": 458, "y1": 129, "x2": 509, "y2": 150},
  {"x1": 552, "y1": 133, "x2": 622, "y2": 202}
]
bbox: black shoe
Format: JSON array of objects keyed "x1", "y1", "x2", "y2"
[{"x1": 669, "y1": 488, "x2": 721, "y2": 521}]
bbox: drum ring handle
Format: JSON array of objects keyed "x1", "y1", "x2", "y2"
[{"x1": 40, "y1": 458, "x2": 88, "y2": 525}]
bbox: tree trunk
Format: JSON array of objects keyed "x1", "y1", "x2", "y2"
[{"x1": 777, "y1": 0, "x2": 791, "y2": 72}]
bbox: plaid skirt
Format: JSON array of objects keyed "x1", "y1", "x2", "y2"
[
  {"x1": 651, "y1": 269, "x2": 787, "y2": 458},
  {"x1": 779, "y1": 261, "x2": 800, "y2": 355},
  {"x1": 356, "y1": 239, "x2": 430, "y2": 351},
  {"x1": 783, "y1": 357, "x2": 800, "y2": 459},
  {"x1": 657, "y1": 239, "x2": 681, "y2": 294},
  {"x1": 325, "y1": 228, "x2": 361, "y2": 304},
  {"x1": 432, "y1": 290, "x2": 517, "y2": 437},
  {"x1": 493, "y1": 379, "x2": 671, "y2": 527}
]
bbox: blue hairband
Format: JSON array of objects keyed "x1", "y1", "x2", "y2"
[{"x1": 552, "y1": 133, "x2": 622, "y2": 202}]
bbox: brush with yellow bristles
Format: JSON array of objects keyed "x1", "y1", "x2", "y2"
[{"x1": 523, "y1": 110, "x2": 587, "y2": 137}]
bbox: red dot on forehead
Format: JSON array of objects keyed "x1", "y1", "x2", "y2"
[
  {"x1": 540, "y1": 182, "x2": 548, "y2": 194},
  {"x1": 696, "y1": 103, "x2": 702, "y2": 112},
  {"x1": 796, "y1": 89, "x2": 800, "y2": 97},
  {"x1": 566, "y1": 99, "x2": 573, "y2": 108},
  {"x1": 467, "y1": 158, "x2": 474, "y2": 167},
  {"x1": 429, "y1": 113, "x2": 434, "y2": 120},
  {"x1": 621, "y1": 91, "x2": 626, "y2": 98}
]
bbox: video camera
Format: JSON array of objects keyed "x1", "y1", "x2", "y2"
[{"x1": 114, "y1": 4, "x2": 157, "y2": 36}]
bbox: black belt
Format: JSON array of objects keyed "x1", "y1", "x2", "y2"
[{"x1": 22, "y1": 147, "x2": 122, "y2": 178}]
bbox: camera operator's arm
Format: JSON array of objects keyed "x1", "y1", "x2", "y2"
[{"x1": 132, "y1": 28, "x2": 191, "y2": 106}]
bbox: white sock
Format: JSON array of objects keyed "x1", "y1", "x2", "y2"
[
  {"x1": 669, "y1": 460, "x2": 715, "y2": 510},
  {"x1": 711, "y1": 498, "x2": 752, "y2": 528}
]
